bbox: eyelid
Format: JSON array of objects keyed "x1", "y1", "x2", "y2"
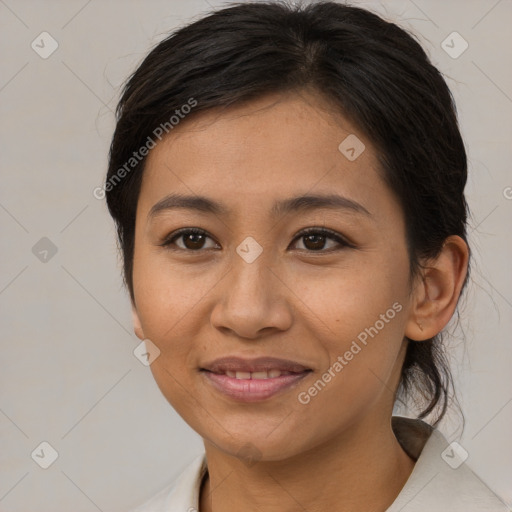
[
  {"x1": 159, "y1": 227, "x2": 220, "y2": 250},
  {"x1": 159, "y1": 226, "x2": 355, "y2": 251},
  {"x1": 290, "y1": 227, "x2": 355, "y2": 251}
]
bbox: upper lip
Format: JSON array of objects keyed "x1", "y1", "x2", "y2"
[{"x1": 201, "y1": 356, "x2": 311, "y2": 374}]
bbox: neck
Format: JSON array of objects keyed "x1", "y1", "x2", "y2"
[{"x1": 199, "y1": 415, "x2": 416, "y2": 512}]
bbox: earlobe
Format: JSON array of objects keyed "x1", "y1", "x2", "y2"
[
  {"x1": 405, "y1": 235, "x2": 469, "y2": 341},
  {"x1": 132, "y1": 304, "x2": 145, "y2": 340}
]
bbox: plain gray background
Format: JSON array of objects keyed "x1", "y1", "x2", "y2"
[{"x1": 0, "y1": 0, "x2": 511, "y2": 510}]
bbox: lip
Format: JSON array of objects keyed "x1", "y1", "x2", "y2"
[
  {"x1": 200, "y1": 356, "x2": 312, "y2": 402},
  {"x1": 201, "y1": 356, "x2": 311, "y2": 374},
  {"x1": 201, "y1": 370, "x2": 311, "y2": 402}
]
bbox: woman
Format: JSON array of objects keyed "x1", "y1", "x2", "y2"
[{"x1": 104, "y1": 1, "x2": 510, "y2": 510}]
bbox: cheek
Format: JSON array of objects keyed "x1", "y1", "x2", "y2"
[
  {"x1": 133, "y1": 244, "x2": 214, "y2": 334},
  {"x1": 289, "y1": 255, "x2": 409, "y2": 339},
  {"x1": 289, "y1": 259, "x2": 409, "y2": 394},
  {"x1": 292, "y1": 284, "x2": 407, "y2": 439},
  {"x1": 131, "y1": 251, "x2": 214, "y2": 420},
  {"x1": 132, "y1": 249, "x2": 205, "y2": 367}
]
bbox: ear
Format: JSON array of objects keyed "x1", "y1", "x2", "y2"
[
  {"x1": 405, "y1": 235, "x2": 469, "y2": 341},
  {"x1": 132, "y1": 303, "x2": 145, "y2": 340}
]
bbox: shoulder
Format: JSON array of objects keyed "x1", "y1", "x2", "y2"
[
  {"x1": 389, "y1": 416, "x2": 511, "y2": 511},
  {"x1": 129, "y1": 453, "x2": 206, "y2": 512}
]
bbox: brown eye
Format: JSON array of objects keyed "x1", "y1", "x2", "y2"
[
  {"x1": 161, "y1": 228, "x2": 219, "y2": 251},
  {"x1": 291, "y1": 228, "x2": 353, "y2": 252},
  {"x1": 180, "y1": 232, "x2": 207, "y2": 250},
  {"x1": 302, "y1": 233, "x2": 329, "y2": 250}
]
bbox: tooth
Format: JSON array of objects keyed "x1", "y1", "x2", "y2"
[
  {"x1": 235, "y1": 371, "x2": 251, "y2": 379},
  {"x1": 268, "y1": 370, "x2": 282, "y2": 378},
  {"x1": 225, "y1": 370, "x2": 236, "y2": 378},
  {"x1": 251, "y1": 371, "x2": 269, "y2": 379}
]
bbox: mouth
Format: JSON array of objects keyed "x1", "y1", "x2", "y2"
[
  {"x1": 200, "y1": 356, "x2": 311, "y2": 374},
  {"x1": 206, "y1": 369, "x2": 302, "y2": 379},
  {"x1": 200, "y1": 356, "x2": 312, "y2": 402}
]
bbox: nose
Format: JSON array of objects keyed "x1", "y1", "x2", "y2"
[{"x1": 210, "y1": 253, "x2": 293, "y2": 340}]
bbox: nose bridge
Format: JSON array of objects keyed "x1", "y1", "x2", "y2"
[
  {"x1": 228, "y1": 244, "x2": 275, "y2": 307},
  {"x1": 211, "y1": 242, "x2": 292, "y2": 338}
]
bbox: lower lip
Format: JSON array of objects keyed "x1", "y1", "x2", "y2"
[{"x1": 201, "y1": 371, "x2": 311, "y2": 402}]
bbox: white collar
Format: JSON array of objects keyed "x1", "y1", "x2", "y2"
[{"x1": 133, "y1": 416, "x2": 510, "y2": 511}]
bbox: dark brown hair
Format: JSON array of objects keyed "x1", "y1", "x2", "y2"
[{"x1": 105, "y1": 0, "x2": 470, "y2": 426}]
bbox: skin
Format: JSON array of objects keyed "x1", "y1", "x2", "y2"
[{"x1": 131, "y1": 90, "x2": 469, "y2": 512}]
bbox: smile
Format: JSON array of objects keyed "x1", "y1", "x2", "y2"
[
  {"x1": 201, "y1": 369, "x2": 311, "y2": 402},
  {"x1": 223, "y1": 369, "x2": 294, "y2": 379}
]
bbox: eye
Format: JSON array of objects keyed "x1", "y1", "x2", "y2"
[
  {"x1": 160, "y1": 227, "x2": 354, "y2": 253},
  {"x1": 290, "y1": 227, "x2": 354, "y2": 252},
  {"x1": 160, "y1": 228, "x2": 219, "y2": 251}
]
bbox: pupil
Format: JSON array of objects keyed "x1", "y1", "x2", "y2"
[
  {"x1": 186, "y1": 234, "x2": 204, "y2": 249},
  {"x1": 305, "y1": 234, "x2": 325, "y2": 250},
  {"x1": 182, "y1": 233, "x2": 328, "y2": 250}
]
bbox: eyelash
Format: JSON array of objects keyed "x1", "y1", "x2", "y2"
[{"x1": 159, "y1": 227, "x2": 355, "y2": 253}]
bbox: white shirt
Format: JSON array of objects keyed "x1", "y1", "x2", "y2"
[{"x1": 131, "y1": 416, "x2": 510, "y2": 511}]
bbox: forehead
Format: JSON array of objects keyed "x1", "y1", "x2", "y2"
[{"x1": 139, "y1": 91, "x2": 391, "y2": 219}]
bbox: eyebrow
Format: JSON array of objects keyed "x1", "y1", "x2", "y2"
[{"x1": 148, "y1": 192, "x2": 371, "y2": 219}]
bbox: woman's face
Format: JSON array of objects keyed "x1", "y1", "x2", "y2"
[{"x1": 131, "y1": 91, "x2": 418, "y2": 461}]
